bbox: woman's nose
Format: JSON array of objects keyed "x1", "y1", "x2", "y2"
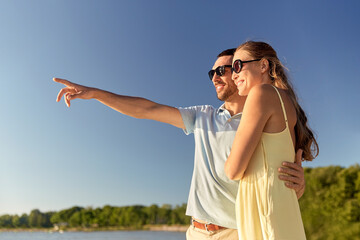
[{"x1": 232, "y1": 72, "x2": 238, "y2": 81}]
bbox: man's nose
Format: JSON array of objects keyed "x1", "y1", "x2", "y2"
[{"x1": 212, "y1": 73, "x2": 221, "y2": 83}]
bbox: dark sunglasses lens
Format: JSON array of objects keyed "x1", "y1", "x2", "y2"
[
  {"x1": 217, "y1": 66, "x2": 225, "y2": 76},
  {"x1": 208, "y1": 70, "x2": 215, "y2": 80},
  {"x1": 233, "y1": 60, "x2": 241, "y2": 73}
]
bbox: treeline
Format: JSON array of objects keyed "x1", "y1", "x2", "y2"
[
  {"x1": 1, "y1": 165, "x2": 360, "y2": 239},
  {"x1": 0, "y1": 204, "x2": 190, "y2": 229},
  {"x1": 299, "y1": 164, "x2": 360, "y2": 239}
]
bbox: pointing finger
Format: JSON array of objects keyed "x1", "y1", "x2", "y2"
[{"x1": 53, "y1": 78, "x2": 74, "y2": 87}]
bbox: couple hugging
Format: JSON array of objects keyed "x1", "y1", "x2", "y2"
[{"x1": 54, "y1": 41, "x2": 318, "y2": 240}]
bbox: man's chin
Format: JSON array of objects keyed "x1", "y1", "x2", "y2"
[
  {"x1": 217, "y1": 90, "x2": 236, "y2": 102},
  {"x1": 216, "y1": 92, "x2": 225, "y2": 101}
]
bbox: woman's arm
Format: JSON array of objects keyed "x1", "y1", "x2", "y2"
[{"x1": 225, "y1": 84, "x2": 273, "y2": 180}]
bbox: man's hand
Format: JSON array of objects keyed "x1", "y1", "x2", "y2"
[
  {"x1": 278, "y1": 149, "x2": 305, "y2": 199},
  {"x1": 53, "y1": 78, "x2": 185, "y2": 128},
  {"x1": 54, "y1": 78, "x2": 96, "y2": 107}
]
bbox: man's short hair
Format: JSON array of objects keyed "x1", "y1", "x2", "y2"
[{"x1": 217, "y1": 48, "x2": 236, "y2": 58}]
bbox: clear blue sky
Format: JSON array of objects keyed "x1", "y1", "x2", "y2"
[{"x1": 0, "y1": 0, "x2": 359, "y2": 215}]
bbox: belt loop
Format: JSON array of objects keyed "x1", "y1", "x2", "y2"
[{"x1": 205, "y1": 223, "x2": 209, "y2": 232}]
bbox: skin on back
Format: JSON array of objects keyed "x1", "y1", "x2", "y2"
[{"x1": 262, "y1": 87, "x2": 297, "y2": 148}]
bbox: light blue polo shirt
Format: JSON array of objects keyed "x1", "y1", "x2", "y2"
[{"x1": 178, "y1": 104, "x2": 242, "y2": 229}]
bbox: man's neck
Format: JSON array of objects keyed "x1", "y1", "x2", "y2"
[{"x1": 224, "y1": 95, "x2": 246, "y2": 116}]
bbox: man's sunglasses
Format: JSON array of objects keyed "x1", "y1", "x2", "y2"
[
  {"x1": 231, "y1": 59, "x2": 261, "y2": 73},
  {"x1": 208, "y1": 65, "x2": 232, "y2": 80}
]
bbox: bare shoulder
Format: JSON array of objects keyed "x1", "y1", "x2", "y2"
[
  {"x1": 249, "y1": 83, "x2": 274, "y2": 94},
  {"x1": 276, "y1": 88, "x2": 296, "y2": 110},
  {"x1": 249, "y1": 84, "x2": 276, "y2": 99},
  {"x1": 247, "y1": 84, "x2": 279, "y2": 107}
]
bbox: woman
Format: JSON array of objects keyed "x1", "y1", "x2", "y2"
[{"x1": 224, "y1": 41, "x2": 318, "y2": 240}]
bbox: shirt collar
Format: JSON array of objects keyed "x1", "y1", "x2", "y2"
[
  {"x1": 217, "y1": 103, "x2": 242, "y2": 119},
  {"x1": 217, "y1": 103, "x2": 226, "y2": 114}
]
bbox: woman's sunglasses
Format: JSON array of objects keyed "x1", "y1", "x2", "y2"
[
  {"x1": 231, "y1": 59, "x2": 261, "y2": 73},
  {"x1": 208, "y1": 65, "x2": 232, "y2": 80}
]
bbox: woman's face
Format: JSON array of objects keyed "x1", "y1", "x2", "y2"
[{"x1": 232, "y1": 49, "x2": 263, "y2": 96}]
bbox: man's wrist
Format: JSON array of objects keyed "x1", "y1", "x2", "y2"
[{"x1": 91, "y1": 88, "x2": 103, "y2": 100}]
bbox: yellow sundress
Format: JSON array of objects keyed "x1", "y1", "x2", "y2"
[{"x1": 236, "y1": 86, "x2": 306, "y2": 240}]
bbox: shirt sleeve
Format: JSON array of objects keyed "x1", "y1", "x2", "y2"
[{"x1": 177, "y1": 106, "x2": 198, "y2": 135}]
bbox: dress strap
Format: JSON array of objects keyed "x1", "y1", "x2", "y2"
[{"x1": 270, "y1": 85, "x2": 289, "y2": 128}]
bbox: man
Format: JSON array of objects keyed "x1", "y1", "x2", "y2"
[{"x1": 54, "y1": 48, "x2": 305, "y2": 239}]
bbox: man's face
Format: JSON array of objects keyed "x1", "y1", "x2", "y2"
[{"x1": 211, "y1": 55, "x2": 238, "y2": 101}]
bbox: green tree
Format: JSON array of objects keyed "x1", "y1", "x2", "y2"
[
  {"x1": 123, "y1": 205, "x2": 147, "y2": 228},
  {"x1": 299, "y1": 165, "x2": 360, "y2": 239},
  {"x1": 97, "y1": 205, "x2": 113, "y2": 227},
  {"x1": 50, "y1": 206, "x2": 83, "y2": 224},
  {"x1": 11, "y1": 215, "x2": 20, "y2": 228},
  {"x1": 171, "y1": 204, "x2": 190, "y2": 225},
  {"x1": 143, "y1": 204, "x2": 159, "y2": 224},
  {"x1": 157, "y1": 204, "x2": 171, "y2": 224},
  {"x1": 0, "y1": 214, "x2": 13, "y2": 228},
  {"x1": 68, "y1": 211, "x2": 82, "y2": 227},
  {"x1": 18, "y1": 214, "x2": 29, "y2": 228},
  {"x1": 29, "y1": 209, "x2": 42, "y2": 228},
  {"x1": 28, "y1": 209, "x2": 53, "y2": 228},
  {"x1": 80, "y1": 207, "x2": 95, "y2": 227}
]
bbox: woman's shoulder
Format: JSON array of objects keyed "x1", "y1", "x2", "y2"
[
  {"x1": 248, "y1": 84, "x2": 279, "y2": 104},
  {"x1": 247, "y1": 84, "x2": 294, "y2": 117},
  {"x1": 249, "y1": 83, "x2": 278, "y2": 95}
]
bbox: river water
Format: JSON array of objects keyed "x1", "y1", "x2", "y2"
[{"x1": 0, "y1": 231, "x2": 185, "y2": 240}]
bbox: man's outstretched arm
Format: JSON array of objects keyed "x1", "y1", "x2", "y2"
[
  {"x1": 278, "y1": 149, "x2": 306, "y2": 199},
  {"x1": 53, "y1": 78, "x2": 185, "y2": 129}
]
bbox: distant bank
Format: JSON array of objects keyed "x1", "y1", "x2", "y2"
[
  {"x1": 1, "y1": 165, "x2": 360, "y2": 239},
  {"x1": 0, "y1": 224, "x2": 188, "y2": 233}
]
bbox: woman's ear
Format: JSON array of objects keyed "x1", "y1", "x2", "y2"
[{"x1": 260, "y1": 58, "x2": 269, "y2": 73}]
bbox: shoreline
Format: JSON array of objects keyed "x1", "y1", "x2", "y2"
[
  {"x1": 146, "y1": 225, "x2": 188, "y2": 232},
  {"x1": 0, "y1": 225, "x2": 188, "y2": 233}
]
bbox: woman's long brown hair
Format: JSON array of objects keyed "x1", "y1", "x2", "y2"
[{"x1": 236, "y1": 41, "x2": 319, "y2": 161}]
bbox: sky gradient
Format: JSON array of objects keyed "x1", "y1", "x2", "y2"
[{"x1": 0, "y1": 0, "x2": 359, "y2": 215}]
